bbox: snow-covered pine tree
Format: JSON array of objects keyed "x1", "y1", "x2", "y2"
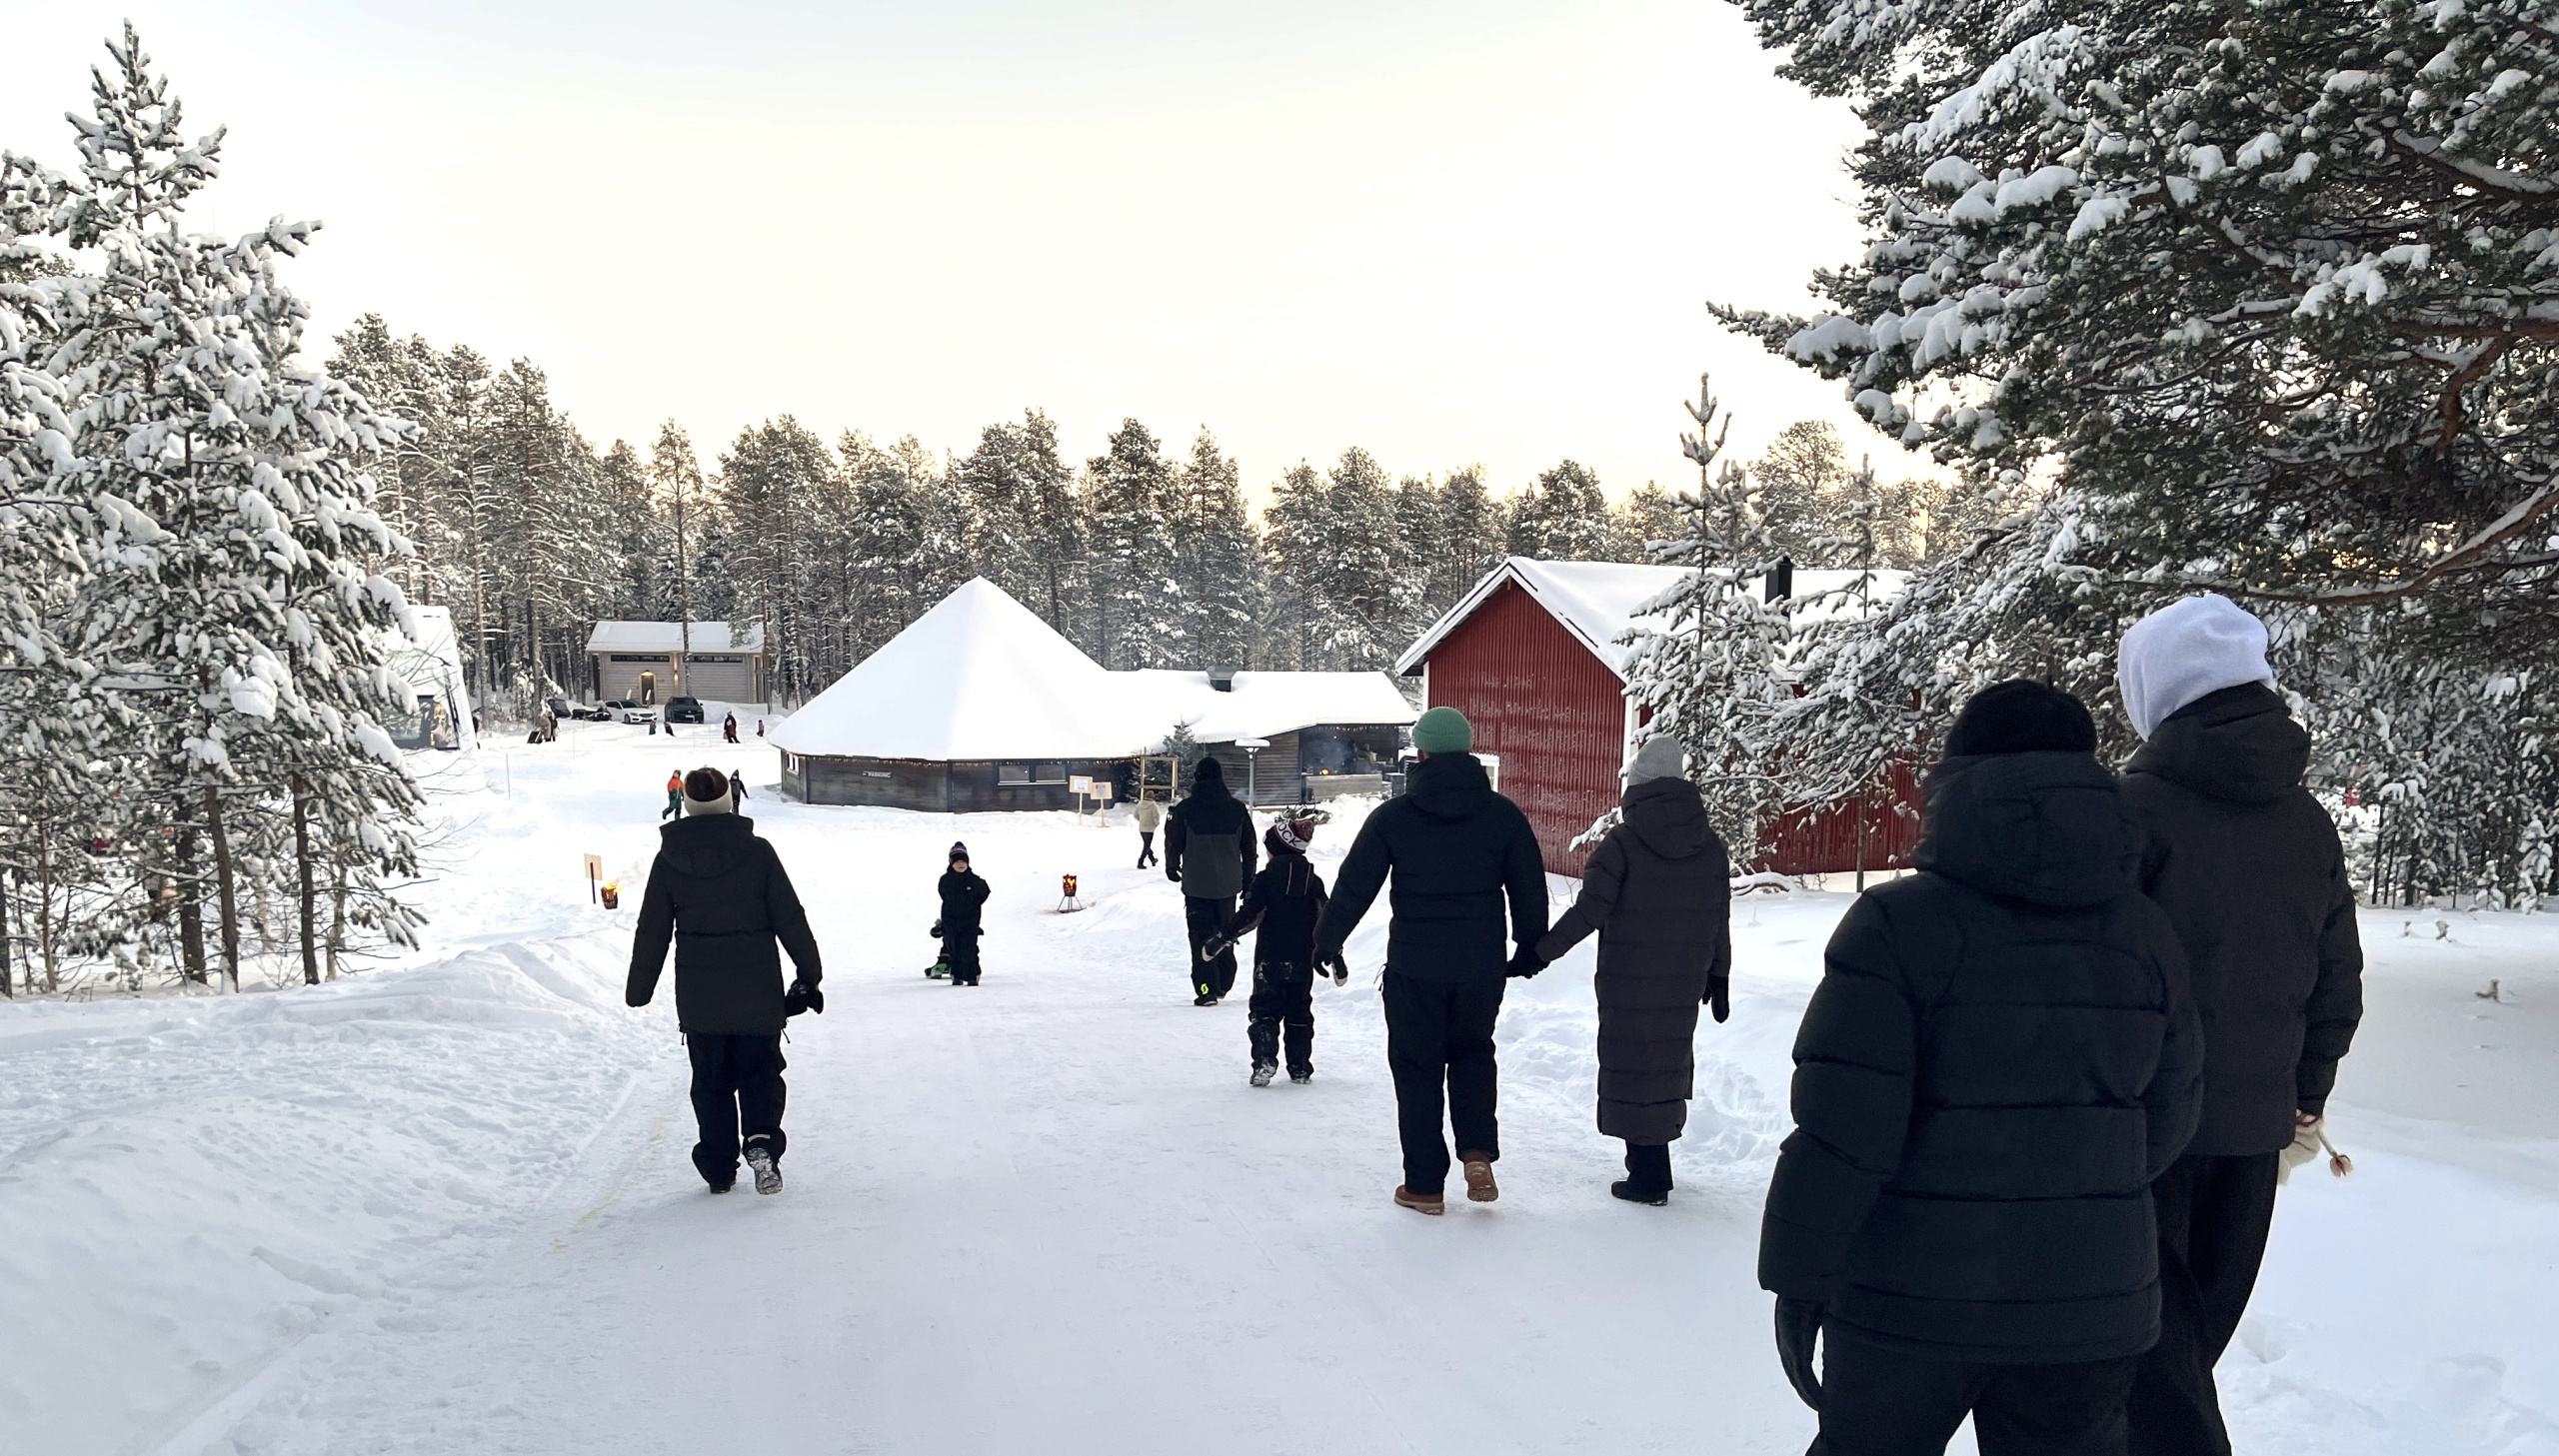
[
  {"x1": 1427, "y1": 465, "x2": 1505, "y2": 612},
  {"x1": 1391, "y1": 474, "x2": 1448, "y2": 641},
  {"x1": 955, "y1": 409, "x2": 1083, "y2": 639},
  {"x1": 1720, "y1": 0, "x2": 2559, "y2": 900},
  {"x1": 1504, "y1": 459, "x2": 1618, "y2": 562},
  {"x1": 1084, "y1": 418, "x2": 1181, "y2": 669},
  {"x1": 1262, "y1": 462, "x2": 1329, "y2": 669},
  {"x1": 719, "y1": 417, "x2": 832, "y2": 704},
  {"x1": 1614, "y1": 481, "x2": 1685, "y2": 562},
  {"x1": 1619, "y1": 377, "x2": 1795, "y2": 857},
  {"x1": 1745, "y1": 421, "x2": 1848, "y2": 568},
  {"x1": 1316, "y1": 447, "x2": 1411, "y2": 671},
  {"x1": 1170, "y1": 428, "x2": 1259, "y2": 670},
  {"x1": 42, "y1": 25, "x2": 425, "y2": 983}
]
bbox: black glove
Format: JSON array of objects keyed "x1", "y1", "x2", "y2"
[
  {"x1": 1165, "y1": 864, "x2": 1184, "y2": 884},
  {"x1": 1327, "y1": 953, "x2": 1349, "y2": 986},
  {"x1": 1774, "y1": 1298, "x2": 1823, "y2": 1411},
  {"x1": 930, "y1": 919, "x2": 943, "y2": 938},
  {"x1": 783, "y1": 976, "x2": 825, "y2": 1017},
  {"x1": 1707, "y1": 973, "x2": 1730, "y2": 1024},
  {"x1": 1505, "y1": 946, "x2": 1546, "y2": 979},
  {"x1": 1200, "y1": 934, "x2": 1232, "y2": 963}
]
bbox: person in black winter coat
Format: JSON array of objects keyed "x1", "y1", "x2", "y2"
[
  {"x1": 1759, "y1": 682, "x2": 2204, "y2": 1456},
  {"x1": 1519, "y1": 735, "x2": 1731, "y2": 1206},
  {"x1": 1313, "y1": 707, "x2": 1547, "y2": 1215},
  {"x1": 2113, "y1": 596, "x2": 2364, "y2": 1456},
  {"x1": 1206, "y1": 815, "x2": 1345, "y2": 1086},
  {"x1": 1165, "y1": 757, "x2": 1257, "y2": 1005},
  {"x1": 936, "y1": 842, "x2": 991, "y2": 986},
  {"x1": 628, "y1": 766, "x2": 824, "y2": 1195}
]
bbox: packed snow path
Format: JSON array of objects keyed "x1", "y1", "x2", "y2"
[{"x1": 6, "y1": 725, "x2": 2557, "y2": 1455}]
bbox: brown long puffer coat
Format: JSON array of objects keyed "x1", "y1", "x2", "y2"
[{"x1": 1535, "y1": 775, "x2": 1732, "y2": 1142}]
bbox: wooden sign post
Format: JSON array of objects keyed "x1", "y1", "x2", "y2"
[{"x1": 584, "y1": 853, "x2": 604, "y2": 903}]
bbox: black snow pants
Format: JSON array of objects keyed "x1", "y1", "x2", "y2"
[
  {"x1": 1186, "y1": 894, "x2": 1238, "y2": 1000},
  {"x1": 1813, "y1": 1328, "x2": 2140, "y2": 1456},
  {"x1": 1137, "y1": 830, "x2": 1158, "y2": 868},
  {"x1": 1248, "y1": 959, "x2": 1315, "y2": 1075},
  {"x1": 1381, "y1": 972, "x2": 1503, "y2": 1196},
  {"x1": 2128, "y1": 1151, "x2": 2281, "y2": 1456},
  {"x1": 946, "y1": 930, "x2": 983, "y2": 985},
  {"x1": 687, "y1": 1032, "x2": 787, "y2": 1187}
]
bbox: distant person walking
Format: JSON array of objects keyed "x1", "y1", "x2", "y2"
[
  {"x1": 1313, "y1": 707, "x2": 1546, "y2": 1215},
  {"x1": 1516, "y1": 735, "x2": 1731, "y2": 1206},
  {"x1": 1758, "y1": 682, "x2": 2203, "y2": 1456},
  {"x1": 1133, "y1": 791, "x2": 1164, "y2": 868},
  {"x1": 724, "y1": 712, "x2": 741, "y2": 744},
  {"x1": 936, "y1": 841, "x2": 991, "y2": 986},
  {"x1": 1166, "y1": 758, "x2": 1256, "y2": 1005},
  {"x1": 1206, "y1": 814, "x2": 1344, "y2": 1086},
  {"x1": 662, "y1": 770, "x2": 684, "y2": 820},
  {"x1": 730, "y1": 769, "x2": 750, "y2": 804},
  {"x1": 2114, "y1": 597, "x2": 2364, "y2": 1456},
  {"x1": 627, "y1": 766, "x2": 824, "y2": 1195}
]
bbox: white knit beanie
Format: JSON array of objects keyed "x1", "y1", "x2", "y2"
[
  {"x1": 1625, "y1": 735, "x2": 1688, "y2": 784},
  {"x1": 2116, "y1": 595, "x2": 2276, "y2": 739}
]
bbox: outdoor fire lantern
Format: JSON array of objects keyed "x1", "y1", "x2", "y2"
[
  {"x1": 1062, "y1": 873, "x2": 1078, "y2": 898},
  {"x1": 601, "y1": 881, "x2": 621, "y2": 909}
]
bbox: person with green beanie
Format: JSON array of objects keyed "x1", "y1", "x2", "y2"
[{"x1": 1314, "y1": 706, "x2": 1548, "y2": 1215}]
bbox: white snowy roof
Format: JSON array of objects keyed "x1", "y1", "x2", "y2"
[
  {"x1": 585, "y1": 621, "x2": 767, "y2": 655},
  {"x1": 1395, "y1": 558, "x2": 1910, "y2": 681},
  {"x1": 1125, "y1": 670, "x2": 1417, "y2": 742},
  {"x1": 774, "y1": 579, "x2": 1415, "y2": 761}
]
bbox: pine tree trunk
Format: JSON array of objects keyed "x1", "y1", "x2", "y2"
[
  {"x1": 174, "y1": 797, "x2": 207, "y2": 984},
  {"x1": 0, "y1": 864, "x2": 13, "y2": 999},
  {"x1": 327, "y1": 859, "x2": 347, "y2": 981},
  {"x1": 205, "y1": 786, "x2": 241, "y2": 990},
  {"x1": 36, "y1": 820, "x2": 57, "y2": 992},
  {"x1": 292, "y1": 774, "x2": 319, "y2": 985}
]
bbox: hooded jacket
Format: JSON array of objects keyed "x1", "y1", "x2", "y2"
[
  {"x1": 627, "y1": 815, "x2": 822, "y2": 1035},
  {"x1": 2122, "y1": 682, "x2": 2362, "y2": 1155},
  {"x1": 1759, "y1": 751, "x2": 2204, "y2": 1364},
  {"x1": 1534, "y1": 775, "x2": 1733, "y2": 1143},
  {"x1": 1165, "y1": 778, "x2": 1257, "y2": 898},
  {"x1": 939, "y1": 867, "x2": 991, "y2": 937},
  {"x1": 1312, "y1": 752, "x2": 1547, "y2": 981},
  {"x1": 1221, "y1": 826, "x2": 1330, "y2": 968}
]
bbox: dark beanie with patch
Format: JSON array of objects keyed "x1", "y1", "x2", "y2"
[{"x1": 1943, "y1": 680, "x2": 2098, "y2": 757}]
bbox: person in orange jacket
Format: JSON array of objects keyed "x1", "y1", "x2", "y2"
[{"x1": 662, "y1": 769, "x2": 685, "y2": 820}]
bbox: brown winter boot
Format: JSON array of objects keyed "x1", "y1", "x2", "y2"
[
  {"x1": 1460, "y1": 1152, "x2": 1498, "y2": 1203},
  {"x1": 1393, "y1": 1185, "x2": 1445, "y2": 1216}
]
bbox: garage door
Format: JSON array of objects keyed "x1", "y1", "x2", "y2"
[{"x1": 684, "y1": 656, "x2": 755, "y2": 704}]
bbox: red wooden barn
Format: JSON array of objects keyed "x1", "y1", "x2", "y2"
[{"x1": 1395, "y1": 558, "x2": 1924, "y2": 877}]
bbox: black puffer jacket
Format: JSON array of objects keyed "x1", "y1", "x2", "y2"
[
  {"x1": 1313, "y1": 752, "x2": 1547, "y2": 981},
  {"x1": 2123, "y1": 683, "x2": 2363, "y2": 1155},
  {"x1": 1166, "y1": 781, "x2": 1257, "y2": 899},
  {"x1": 1535, "y1": 775, "x2": 1732, "y2": 1143},
  {"x1": 627, "y1": 815, "x2": 822, "y2": 1035},
  {"x1": 939, "y1": 868, "x2": 991, "y2": 937},
  {"x1": 1222, "y1": 827, "x2": 1329, "y2": 967},
  {"x1": 1759, "y1": 751, "x2": 2204, "y2": 1365}
]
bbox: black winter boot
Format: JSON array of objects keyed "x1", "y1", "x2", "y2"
[{"x1": 1612, "y1": 1141, "x2": 1671, "y2": 1205}]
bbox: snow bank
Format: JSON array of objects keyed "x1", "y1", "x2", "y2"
[{"x1": 0, "y1": 932, "x2": 668, "y2": 1456}]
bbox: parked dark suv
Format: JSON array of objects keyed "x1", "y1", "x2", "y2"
[{"x1": 664, "y1": 696, "x2": 706, "y2": 725}]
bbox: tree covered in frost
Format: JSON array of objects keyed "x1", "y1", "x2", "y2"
[
  {"x1": 1719, "y1": 0, "x2": 2559, "y2": 900},
  {"x1": 0, "y1": 26, "x2": 425, "y2": 991},
  {"x1": 1085, "y1": 418, "x2": 1181, "y2": 669},
  {"x1": 1170, "y1": 428, "x2": 1259, "y2": 670}
]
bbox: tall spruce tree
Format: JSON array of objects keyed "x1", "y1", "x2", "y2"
[
  {"x1": 1084, "y1": 418, "x2": 1181, "y2": 669},
  {"x1": 1171, "y1": 428, "x2": 1258, "y2": 669}
]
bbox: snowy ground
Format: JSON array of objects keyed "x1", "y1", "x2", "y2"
[{"x1": 6, "y1": 722, "x2": 2557, "y2": 1455}]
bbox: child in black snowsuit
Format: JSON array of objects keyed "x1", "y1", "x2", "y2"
[
  {"x1": 1208, "y1": 816, "x2": 1344, "y2": 1086},
  {"x1": 935, "y1": 841, "x2": 991, "y2": 986}
]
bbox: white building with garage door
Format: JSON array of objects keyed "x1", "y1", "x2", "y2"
[{"x1": 584, "y1": 621, "x2": 769, "y2": 705}]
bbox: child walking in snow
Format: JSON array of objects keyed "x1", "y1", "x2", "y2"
[
  {"x1": 935, "y1": 842, "x2": 991, "y2": 986},
  {"x1": 1206, "y1": 815, "x2": 1345, "y2": 1086},
  {"x1": 661, "y1": 769, "x2": 684, "y2": 820}
]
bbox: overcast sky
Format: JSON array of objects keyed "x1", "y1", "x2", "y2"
[{"x1": 8, "y1": 1, "x2": 1892, "y2": 500}]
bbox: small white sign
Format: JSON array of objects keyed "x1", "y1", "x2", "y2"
[
  {"x1": 1069, "y1": 774, "x2": 1094, "y2": 794},
  {"x1": 1095, "y1": 780, "x2": 1115, "y2": 800}
]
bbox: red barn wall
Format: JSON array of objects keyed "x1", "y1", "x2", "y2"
[{"x1": 1419, "y1": 581, "x2": 1626, "y2": 874}]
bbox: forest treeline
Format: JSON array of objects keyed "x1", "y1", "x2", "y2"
[{"x1": 327, "y1": 313, "x2": 1991, "y2": 713}]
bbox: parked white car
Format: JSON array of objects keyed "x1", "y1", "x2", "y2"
[{"x1": 604, "y1": 699, "x2": 659, "y2": 726}]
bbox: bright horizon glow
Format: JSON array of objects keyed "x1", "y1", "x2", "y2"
[{"x1": 7, "y1": 2, "x2": 1906, "y2": 503}]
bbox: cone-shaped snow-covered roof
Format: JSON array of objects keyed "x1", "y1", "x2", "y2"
[{"x1": 772, "y1": 578, "x2": 1151, "y2": 759}]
